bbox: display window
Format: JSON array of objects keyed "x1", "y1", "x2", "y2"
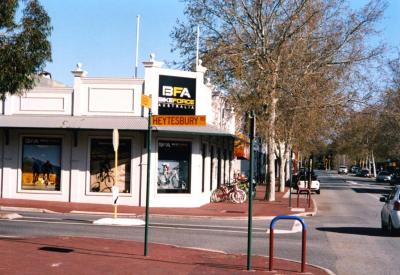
[
  {"x1": 21, "y1": 137, "x2": 61, "y2": 191},
  {"x1": 157, "y1": 140, "x2": 191, "y2": 193},
  {"x1": 89, "y1": 139, "x2": 131, "y2": 193}
]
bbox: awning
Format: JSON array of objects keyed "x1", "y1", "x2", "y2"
[{"x1": 0, "y1": 115, "x2": 234, "y2": 137}]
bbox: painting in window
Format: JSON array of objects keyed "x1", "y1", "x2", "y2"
[
  {"x1": 21, "y1": 137, "x2": 61, "y2": 191},
  {"x1": 157, "y1": 141, "x2": 191, "y2": 193}
]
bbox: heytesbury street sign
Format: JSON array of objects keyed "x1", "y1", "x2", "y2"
[{"x1": 152, "y1": 115, "x2": 206, "y2": 126}]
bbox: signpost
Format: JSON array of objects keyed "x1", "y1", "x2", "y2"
[
  {"x1": 247, "y1": 111, "x2": 255, "y2": 271},
  {"x1": 112, "y1": 128, "x2": 119, "y2": 219},
  {"x1": 141, "y1": 95, "x2": 152, "y2": 257}
]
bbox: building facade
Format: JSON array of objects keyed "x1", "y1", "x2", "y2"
[{"x1": 0, "y1": 56, "x2": 235, "y2": 207}]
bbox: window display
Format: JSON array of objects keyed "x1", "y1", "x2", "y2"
[
  {"x1": 21, "y1": 137, "x2": 61, "y2": 191},
  {"x1": 157, "y1": 141, "x2": 191, "y2": 193},
  {"x1": 89, "y1": 139, "x2": 131, "y2": 193}
]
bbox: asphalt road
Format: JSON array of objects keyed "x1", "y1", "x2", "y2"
[{"x1": 0, "y1": 170, "x2": 398, "y2": 275}]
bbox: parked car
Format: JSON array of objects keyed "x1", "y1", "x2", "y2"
[
  {"x1": 295, "y1": 169, "x2": 320, "y2": 194},
  {"x1": 390, "y1": 172, "x2": 400, "y2": 186},
  {"x1": 356, "y1": 169, "x2": 370, "y2": 177},
  {"x1": 376, "y1": 171, "x2": 392, "y2": 183},
  {"x1": 338, "y1": 166, "x2": 348, "y2": 174},
  {"x1": 350, "y1": 166, "x2": 360, "y2": 174},
  {"x1": 380, "y1": 185, "x2": 400, "y2": 234}
]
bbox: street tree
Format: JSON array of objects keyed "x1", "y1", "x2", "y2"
[
  {"x1": 171, "y1": 0, "x2": 385, "y2": 201},
  {"x1": 0, "y1": 0, "x2": 52, "y2": 100}
]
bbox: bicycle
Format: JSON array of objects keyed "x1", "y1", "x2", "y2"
[
  {"x1": 210, "y1": 182, "x2": 247, "y2": 203},
  {"x1": 91, "y1": 169, "x2": 115, "y2": 192}
]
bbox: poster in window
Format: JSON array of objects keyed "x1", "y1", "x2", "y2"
[
  {"x1": 158, "y1": 75, "x2": 196, "y2": 115},
  {"x1": 89, "y1": 139, "x2": 131, "y2": 193},
  {"x1": 21, "y1": 137, "x2": 61, "y2": 191},
  {"x1": 157, "y1": 141, "x2": 191, "y2": 193}
]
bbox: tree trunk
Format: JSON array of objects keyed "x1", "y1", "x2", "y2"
[
  {"x1": 285, "y1": 145, "x2": 291, "y2": 182},
  {"x1": 371, "y1": 151, "x2": 377, "y2": 177},
  {"x1": 278, "y1": 141, "x2": 286, "y2": 192}
]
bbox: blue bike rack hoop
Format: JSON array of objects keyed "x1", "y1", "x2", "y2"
[{"x1": 269, "y1": 215, "x2": 307, "y2": 231}]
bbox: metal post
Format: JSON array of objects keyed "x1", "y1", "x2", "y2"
[
  {"x1": 289, "y1": 149, "x2": 293, "y2": 208},
  {"x1": 247, "y1": 111, "x2": 255, "y2": 270},
  {"x1": 269, "y1": 227, "x2": 274, "y2": 271},
  {"x1": 144, "y1": 108, "x2": 152, "y2": 256}
]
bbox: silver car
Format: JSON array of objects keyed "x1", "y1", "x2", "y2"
[
  {"x1": 376, "y1": 171, "x2": 392, "y2": 183},
  {"x1": 381, "y1": 185, "x2": 400, "y2": 234}
]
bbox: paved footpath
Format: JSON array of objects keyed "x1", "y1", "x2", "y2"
[{"x1": 0, "y1": 186, "x2": 333, "y2": 274}]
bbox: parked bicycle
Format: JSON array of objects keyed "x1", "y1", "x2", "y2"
[{"x1": 210, "y1": 182, "x2": 247, "y2": 203}]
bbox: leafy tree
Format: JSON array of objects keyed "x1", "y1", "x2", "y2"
[
  {"x1": 171, "y1": 0, "x2": 385, "y2": 200},
  {"x1": 0, "y1": 0, "x2": 52, "y2": 100}
]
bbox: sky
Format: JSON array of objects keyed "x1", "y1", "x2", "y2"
[{"x1": 38, "y1": 0, "x2": 400, "y2": 87}]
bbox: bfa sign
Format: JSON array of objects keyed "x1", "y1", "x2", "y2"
[{"x1": 158, "y1": 75, "x2": 196, "y2": 115}]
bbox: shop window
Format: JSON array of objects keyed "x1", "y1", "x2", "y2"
[
  {"x1": 21, "y1": 137, "x2": 61, "y2": 191},
  {"x1": 89, "y1": 139, "x2": 131, "y2": 193},
  {"x1": 157, "y1": 141, "x2": 191, "y2": 193}
]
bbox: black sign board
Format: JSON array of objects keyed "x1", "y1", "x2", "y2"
[{"x1": 158, "y1": 75, "x2": 196, "y2": 115}]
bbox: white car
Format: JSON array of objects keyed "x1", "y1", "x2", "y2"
[
  {"x1": 297, "y1": 179, "x2": 320, "y2": 194},
  {"x1": 338, "y1": 166, "x2": 348, "y2": 174},
  {"x1": 381, "y1": 185, "x2": 400, "y2": 234}
]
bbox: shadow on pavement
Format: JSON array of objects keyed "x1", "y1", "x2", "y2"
[
  {"x1": 351, "y1": 188, "x2": 390, "y2": 195},
  {"x1": 316, "y1": 226, "x2": 392, "y2": 237}
]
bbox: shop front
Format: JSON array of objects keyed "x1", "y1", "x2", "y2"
[{"x1": 0, "y1": 57, "x2": 235, "y2": 207}]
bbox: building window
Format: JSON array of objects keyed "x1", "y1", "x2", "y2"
[
  {"x1": 89, "y1": 139, "x2": 131, "y2": 193},
  {"x1": 21, "y1": 137, "x2": 61, "y2": 191},
  {"x1": 157, "y1": 140, "x2": 191, "y2": 193}
]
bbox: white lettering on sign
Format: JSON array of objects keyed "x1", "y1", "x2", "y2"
[{"x1": 162, "y1": 86, "x2": 192, "y2": 98}]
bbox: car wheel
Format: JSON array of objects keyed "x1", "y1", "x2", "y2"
[
  {"x1": 388, "y1": 218, "x2": 395, "y2": 235},
  {"x1": 381, "y1": 217, "x2": 387, "y2": 231},
  {"x1": 316, "y1": 189, "x2": 320, "y2": 194}
]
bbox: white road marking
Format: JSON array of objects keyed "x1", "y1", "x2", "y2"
[{"x1": 347, "y1": 181, "x2": 358, "y2": 185}]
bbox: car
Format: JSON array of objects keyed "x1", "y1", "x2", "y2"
[
  {"x1": 350, "y1": 166, "x2": 360, "y2": 173},
  {"x1": 380, "y1": 185, "x2": 400, "y2": 234},
  {"x1": 390, "y1": 172, "x2": 400, "y2": 185},
  {"x1": 295, "y1": 170, "x2": 320, "y2": 194},
  {"x1": 356, "y1": 169, "x2": 370, "y2": 177},
  {"x1": 376, "y1": 171, "x2": 392, "y2": 183},
  {"x1": 338, "y1": 165, "x2": 348, "y2": 174}
]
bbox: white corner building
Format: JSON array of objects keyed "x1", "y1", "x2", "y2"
[{"x1": 0, "y1": 56, "x2": 236, "y2": 207}]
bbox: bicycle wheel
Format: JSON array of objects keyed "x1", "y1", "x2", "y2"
[
  {"x1": 211, "y1": 189, "x2": 225, "y2": 202},
  {"x1": 101, "y1": 175, "x2": 114, "y2": 192},
  {"x1": 229, "y1": 189, "x2": 247, "y2": 204}
]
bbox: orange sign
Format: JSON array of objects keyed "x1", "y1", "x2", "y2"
[
  {"x1": 234, "y1": 133, "x2": 250, "y2": 160},
  {"x1": 152, "y1": 115, "x2": 206, "y2": 126},
  {"x1": 141, "y1": 94, "x2": 152, "y2": 108}
]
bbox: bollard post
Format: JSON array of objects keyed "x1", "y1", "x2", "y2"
[{"x1": 268, "y1": 215, "x2": 307, "y2": 273}]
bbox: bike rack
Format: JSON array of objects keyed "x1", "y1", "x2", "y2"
[
  {"x1": 268, "y1": 215, "x2": 307, "y2": 273},
  {"x1": 297, "y1": 188, "x2": 311, "y2": 208}
]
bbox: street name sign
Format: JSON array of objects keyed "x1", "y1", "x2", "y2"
[{"x1": 152, "y1": 115, "x2": 206, "y2": 126}]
